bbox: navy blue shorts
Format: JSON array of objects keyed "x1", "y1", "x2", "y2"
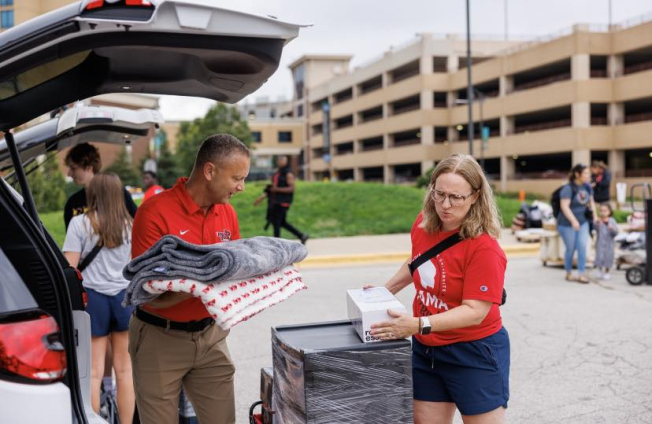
[
  {"x1": 412, "y1": 327, "x2": 510, "y2": 416},
  {"x1": 86, "y1": 288, "x2": 134, "y2": 337}
]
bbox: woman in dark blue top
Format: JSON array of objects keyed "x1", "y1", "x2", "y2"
[{"x1": 557, "y1": 164, "x2": 597, "y2": 283}]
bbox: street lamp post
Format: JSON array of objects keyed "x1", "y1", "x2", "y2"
[
  {"x1": 465, "y1": 0, "x2": 475, "y2": 157},
  {"x1": 455, "y1": 89, "x2": 486, "y2": 170},
  {"x1": 476, "y1": 90, "x2": 486, "y2": 170}
]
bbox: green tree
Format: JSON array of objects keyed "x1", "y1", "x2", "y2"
[
  {"x1": 175, "y1": 103, "x2": 253, "y2": 175},
  {"x1": 26, "y1": 155, "x2": 67, "y2": 213},
  {"x1": 156, "y1": 134, "x2": 179, "y2": 188},
  {"x1": 416, "y1": 166, "x2": 435, "y2": 189},
  {"x1": 105, "y1": 147, "x2": 139, "y2": 187}
]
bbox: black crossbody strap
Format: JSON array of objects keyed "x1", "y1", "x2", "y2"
[
  {"x1": 78, "y1": 244, "x2": 103, "y2": 272},
  {"x1": 408, "y1": 233, "x2": 463, "y2": 275}
]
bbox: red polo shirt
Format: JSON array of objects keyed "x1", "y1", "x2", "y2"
[
  {"x1": 143, "y1": 184, "x2": 164, "y2": 203},
  {"x1": 132, "y1": 177, "x2": 240, "y2": 321}
]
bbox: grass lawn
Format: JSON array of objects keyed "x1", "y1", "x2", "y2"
[{"x1": 42, "y1": 181, "x2": 525, "y2": 248}]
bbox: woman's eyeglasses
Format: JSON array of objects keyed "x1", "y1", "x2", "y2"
[{"x1": 431, "y1": 189, "x2": 475, "y2": 207}]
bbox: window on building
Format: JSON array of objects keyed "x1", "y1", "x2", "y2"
[
  {"x1": 252, "y1": 131, "x2": 262, "y2": 143},
  {"x1": 297, "y1": 104, "x2": 304, "y2": 117},
  {"x1": 1, "y1": 10, "x2": 13, "y2": 29},
  {"x1": 0, "y1": 0, "x2": 13, "y2": 6},
  {"x1": 278, "y1": 131, "x2": 292, "y2": 143}
]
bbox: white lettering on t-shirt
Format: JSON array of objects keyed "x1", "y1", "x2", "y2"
[{"x1": 417, "y1": 289, "x2": 449, "y2": 311}]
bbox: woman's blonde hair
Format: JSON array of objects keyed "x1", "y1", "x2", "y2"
[
  {"x1": 422, "y1": 154, "x2": 502, "y2": 239},
  {"x1": 86, "y1": 172, "x2": 132, "y2": 249}
]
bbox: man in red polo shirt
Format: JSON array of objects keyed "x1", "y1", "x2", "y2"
[
  {"x1": 128, "y1": 134, "x2": 250, "y2": 424},
  {"x1": 141, "y1": 170, "x2": 164, "y2": 203}
]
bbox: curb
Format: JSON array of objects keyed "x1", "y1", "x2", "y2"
[{"x1": 300, "y1": 243, "x2": 540, "y2": 268}]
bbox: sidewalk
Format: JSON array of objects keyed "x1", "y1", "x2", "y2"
[{"x1": 300, "y1": 228, "x2": 539, "y2": 268}]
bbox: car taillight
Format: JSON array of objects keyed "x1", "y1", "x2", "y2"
[
  {"x1": 85, "y1": 0, "x2": 153, "y2": 10},
  {"x1": 125, "y1": 0, "x2": 152, "y2": 6},
  {"x1": 85, "y1": 0, "x2": 104, "y2": 10},
  {"x1": 0, "y1": 315, "x2": 67, "y2": 383}
]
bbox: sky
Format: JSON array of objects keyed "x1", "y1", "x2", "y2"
[{"x1": 158, "y1": 0, "x2": 652, "y2": 121}]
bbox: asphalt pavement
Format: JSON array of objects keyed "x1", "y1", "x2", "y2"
[{"x1": 225, "y1": 234, "x2": 652, "y2": 423}]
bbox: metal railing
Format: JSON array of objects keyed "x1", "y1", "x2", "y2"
[
  {"x1": 513, "y1": 170, "x2": 569, "y2": 180},
  {"x1": 359, "y1": 80, "x2": 383, "y2": 95},
  {"x1": 590, "y1": 69, "x2": 608, "y2": 78},
  {"x1": 391, "y1": 103, "x2": 421, "y2": 116},
  {"x1": 359, "y1": 112, "x2": 383, "y2": 123},
  {"x1": 496, "y1": 27, "x2": 574, "y2": 56},
  {"x1": 514, "y1": 118, "x2": 571, "y2": 134},
  {"x1": 614, "y1": 11, "x2": 652, "y2": 31},
  {"x1": 625, "y1": 112, "x2": 652, "y2": 124},
  {"x1": 392, "y1": 138, "x2": 421, "y2": 148},
  {"x1": 512, "y1": 73, "x2": 571, "y2": 92},
  {"x1": 616, "y1": 61, "x2": 652, "y2": 76},
  {"x1": 361, "y1": 143, "x2": 384, "y2": 152},
  {"x1": 624, "y1": 169, "x2": 652, "y2": 178},
  {"x1": 390, "y1": 67, "x2": 420, "y2": 84}
]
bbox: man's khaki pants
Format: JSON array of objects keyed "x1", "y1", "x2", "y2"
[{"x1": 128, "y1": 315, "x2": 235, "y2": 424}]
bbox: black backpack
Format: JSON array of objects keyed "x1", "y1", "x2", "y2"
[{"x1": 550, "y1": 183, "x2": 578, "y2": 219}]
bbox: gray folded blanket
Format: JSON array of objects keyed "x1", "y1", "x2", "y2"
[{"x1": 123, "y1": 235, "x2": 308, "y2": 307}]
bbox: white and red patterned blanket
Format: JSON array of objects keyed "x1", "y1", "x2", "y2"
[{"x1": 142, "y1": 266, "x2": 306, "y2": 330}]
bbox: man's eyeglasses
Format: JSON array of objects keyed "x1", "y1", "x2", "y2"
[{"x1": 430, "y1": 189, "x2": 475, "y2": 207}]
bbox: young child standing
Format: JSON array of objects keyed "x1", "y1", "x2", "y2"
[{"x1": 594, "y1": 203, "x2": 619, "y2": 279}]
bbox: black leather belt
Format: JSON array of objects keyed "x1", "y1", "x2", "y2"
[{"x1": 135, "y1": 308, "x2": 214, "y2": 332}]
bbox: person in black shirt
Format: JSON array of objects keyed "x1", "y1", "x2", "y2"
[
  {"x1": 254, "y1": 156, "x2": 308, "y2": 244},
  {"x1": 591, "y1": 160, "x2": 611, "y2": 204},
  {"x1": 64, "y1": 143, "x2": 137, "y2": 229}
]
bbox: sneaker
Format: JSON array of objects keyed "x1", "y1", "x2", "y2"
[
  {"x1": 300, "y1": 234, "x2": 309, "y2": 245},
  {"x1": 602, "y1": 273, "x2": 611, "y2": 280}
]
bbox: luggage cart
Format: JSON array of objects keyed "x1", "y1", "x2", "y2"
[
  {"x1": 625, "y1": 183, "x2": 652, "y2": 285},
  {"x1": 249, "y1": 400, "x2": 264, "y2": 424}
]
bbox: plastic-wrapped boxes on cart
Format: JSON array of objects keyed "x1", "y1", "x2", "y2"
[
  {"x1": 260, "y1": 367, "x2": 275, "y2": 424},
  {"x1": 272, "y1": 320, "x2": 413, "y2": 424}
]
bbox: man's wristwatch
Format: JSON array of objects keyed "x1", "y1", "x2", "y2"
[{"x1": 420, "y1": 317, "x2": 432, "y2": 335}]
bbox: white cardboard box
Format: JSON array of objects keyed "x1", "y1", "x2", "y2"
[{"x1": 347, "y1": 287, "x2": 407, "y2": 343}]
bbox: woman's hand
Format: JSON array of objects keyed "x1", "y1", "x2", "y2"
[
  {"x1": 572, "y1": 220, "x2": 580, "y2": 231},
  {"x1": 370, "y1": 309, "x2": 419, "y2": 340}
]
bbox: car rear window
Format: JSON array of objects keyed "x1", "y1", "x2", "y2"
[
  {"x1": 0, "y1": 50, "x2": 90, "y2": 101},
  {"x1": 0, "y1": 247, "x2": 38, "y2": 313}
]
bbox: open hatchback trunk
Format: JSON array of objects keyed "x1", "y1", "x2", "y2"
[{"x1": 0, "y1": 0, "x2": 302, "y2": 130}]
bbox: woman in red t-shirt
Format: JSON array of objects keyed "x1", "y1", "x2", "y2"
[{"x1": 371, "y1": 154, "x2": 510, "y2": 423}]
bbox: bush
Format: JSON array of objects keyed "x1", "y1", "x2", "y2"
[
  {"x1": 105, "y1": 147, "x2": 139, "y2": 187},
  {"x1": 416, "y1": 167, "x2": 435, "y2": 188}
]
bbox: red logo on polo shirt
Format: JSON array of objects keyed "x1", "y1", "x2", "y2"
[{"x1": 217, "y1": 229, "x2": 232, "y2": 241}]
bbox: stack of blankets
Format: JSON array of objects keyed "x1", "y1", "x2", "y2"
[{"x1": 123, "y1": 236, "x2": 308, "y2": 329}]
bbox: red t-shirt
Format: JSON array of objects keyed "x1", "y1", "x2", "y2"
[
  {"x1": 143, "y1": 184, "x2": 164, "y2": 203},
  {"x1": 410, "y1": 213, "x2": 506, "y2": 346},
  {"x1": 132, "y1": 177, "x2": 241, "y2": 322}
]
